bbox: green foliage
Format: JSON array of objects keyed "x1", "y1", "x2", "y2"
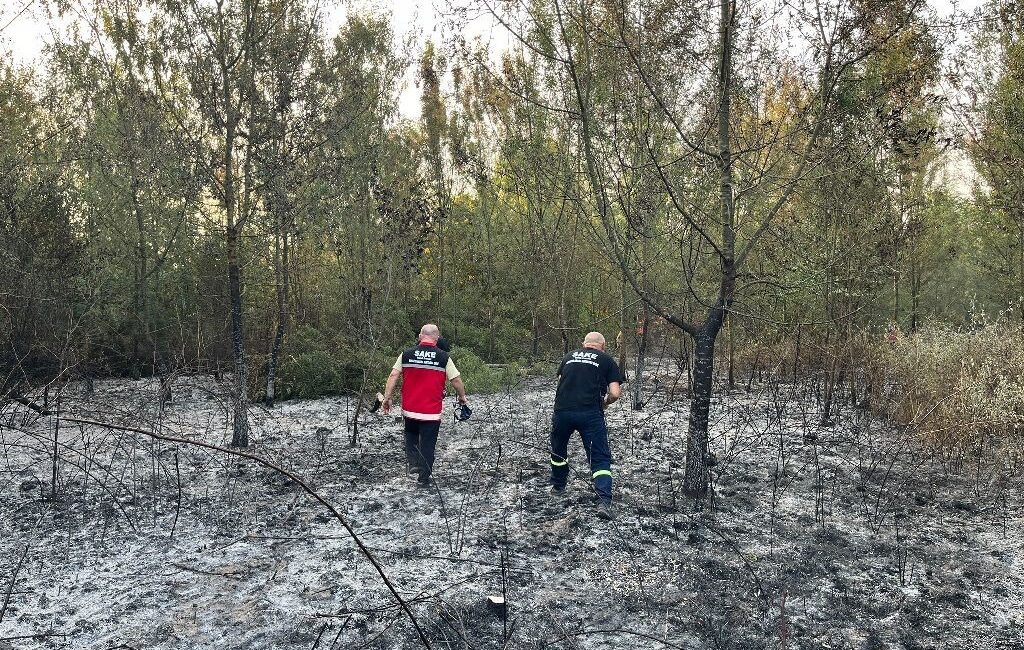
[
  {"x1": 450, "y1": 346, "x2": 518, "y2": 394},
  {"x1": 274, "y1": 326, "x2": 394, "y2": 400},
  {"x1": 1, "y1": 0, "x2": 1019, "y2": 423},
  {"x1": 276, "y1": 350, "x2": 349, "y2": 399}
]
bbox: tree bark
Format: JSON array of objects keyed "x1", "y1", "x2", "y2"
[
  {"x1": 266, "y1": 227, "x2": 288, "y2": 407},
  {"x1": 680, "y1": 0, "x2": 737, "y2": 498},
  {"x1": 227, "y1": 219, "x2": 249, "y2": 446},
  {"x1": 225, "y1": 59, "x2": 250, "y2": 448},
  {"x1": 632, "y1": 305, "x2": 650, "y2": 410},
  {"x1": 265, "y1": 59, "x2": 292, "y2": 408},
  {"x1": 554, "y1": 0, "x2": 737, "y2": 499},
  {"x1": 131, "y1": 177, "x2": 150, "y2": 372},
  {"x1": 682, "y1": 315, "x2": 725, "y2": 498}
]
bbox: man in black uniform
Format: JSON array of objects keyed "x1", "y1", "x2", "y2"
[{"x1": 550, "y1": 331, "x2": 624, "y2": 520}]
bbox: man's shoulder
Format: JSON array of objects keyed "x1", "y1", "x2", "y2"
[{"x1": 595, "y1": 349, "x2": 615, "y2": 362}]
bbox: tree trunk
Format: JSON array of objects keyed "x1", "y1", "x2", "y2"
[
  {"x1": 265, "y1": 63, "x2": 291, "y2": 409},
  {"x1": 793, "y1": 324, "x2": 801, "y2": 383},
  {"x1": 225, "y1": 97, "x2": 249, "y2": 447},
  {"x1": 727, "y1": 310, "x2": 736, "y2": 389},
  {"x1": 616, "y1": 329, "x2": 627, "y2": 379},
  {"x1": 228, "y1": 221, "x2": 250, "y2": 447},
  {"x1": 266, "y1": 227, "x2": 289, "y2": 407},
  {"x1": 682, "y1": 322, "x2": 721, "y2": 497},
  {"x1": 909, "y1": 261, "x2": 920, "y2": 332},
  {"x1": 131, "y1": 178, "x2": 151, "y2": 372},
  {"x1": 531, "y1": 313, "x2": 540, "y2": 360},
  {"x1": 632, "y1": 305, "x2": 650, "y2": 410},
  {"x1": 558, "y1": 290, "x2": 569, "y2": 355},
  {"x1": 821, "y1": 343, "x2": 837, "y2": 426},
  {"x1": 683, "y1": 335, "x2": 691, "y2": 393},
  {"x1": 681, "y1": 0, "x2": 736, "y2": 499}
]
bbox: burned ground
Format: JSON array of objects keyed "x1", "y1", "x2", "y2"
[{"x1": 0, "y1": 370, "x2": 1021, "y2": 649}]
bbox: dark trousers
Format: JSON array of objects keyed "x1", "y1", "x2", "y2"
[
  {"x1": 550, "y1": 409, "x2": 613, "y2": 503},
  {"x1": 404, "y1": 418, "x2": 440, "y2": 480}
]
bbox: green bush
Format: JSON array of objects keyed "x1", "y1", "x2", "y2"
[
  {"x1": 273, "y1": 327, "x2": 553, "y2": 401},
  {"x1": 524, "y1": 358, "x2": 558, "y2": 377},
  {"x1": 277, "y1": 350, "x2": 348, "y2": 399},
  {"x1": 276, "y1": 326, "x2": 395, "y2": 400},
  {"x1": 451, "y1": 346, "x2": 520, "y2": 394}
]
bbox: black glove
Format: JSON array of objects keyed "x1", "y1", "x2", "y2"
[{"x1": 455, "y1": 403, "x2": 472, "y2": 421}]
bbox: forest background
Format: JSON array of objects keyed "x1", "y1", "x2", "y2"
[{"x1": 2, "y1": 0, "x2": 1023, "y2": 486}]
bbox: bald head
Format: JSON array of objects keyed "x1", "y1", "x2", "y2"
[
  {"x1": 583, "y1": 331, "x2": 606, "y2": 350},
  {"x1": 419, "y1": 323, "x2": 441, "y2": 343}
]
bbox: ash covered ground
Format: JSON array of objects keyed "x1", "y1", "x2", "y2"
[{"x1": 1, "y1": 367, "x2": 1022, "y2": 649}]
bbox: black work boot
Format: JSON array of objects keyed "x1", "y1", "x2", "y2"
[{"x1": 596, "y1": 501, "x2": 616, "y2": 521}]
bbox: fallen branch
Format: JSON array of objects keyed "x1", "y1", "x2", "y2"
[
  {"x1": 55, "y1": 415, "x2": 432, "y2": 649},
  {"x1": 10, "y1": 395, "x2": 50, "y2": 415},
  {"x1": 0, "y1": 631, "x2": 67, "y2": 641},
  {"x1": 0, "y1": 544, "x2": 28, "y2": 623}
]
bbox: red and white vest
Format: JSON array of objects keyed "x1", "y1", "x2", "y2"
[{"x1": 400, "y1": 342, "x2": 449, "y2": 421}]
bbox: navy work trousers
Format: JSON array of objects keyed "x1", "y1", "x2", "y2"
[
  {"x1": 404, "y1": 418, "x2": 440, "y2": 480},
  {"x1": 549, "y1": 409, "x2": 612, "y2": 503}
]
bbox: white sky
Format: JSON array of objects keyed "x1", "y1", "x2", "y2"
[
  {"x1": 0, "y1": 0, "x2": 518, "y2": 118},
  {"x1": 1, "y1": 0, "x2": 987, "y2": 117}
]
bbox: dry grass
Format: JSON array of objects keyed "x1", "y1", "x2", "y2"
[
  {"x1": 858, "y1": 322, "x2": 1024, "y2": 463},
  {"x1": 720, "y1": 320, "x2": 1024, "y2": 465}
]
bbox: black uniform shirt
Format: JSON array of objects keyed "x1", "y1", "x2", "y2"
[{"x1": 554, "y1": 348, "x2": 625, "y2": 412}]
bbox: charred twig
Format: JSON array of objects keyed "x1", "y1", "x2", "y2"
[
  {"x1": 553, "y1": 627, "x2": 687, "y2": 649},
  {"x1": 10, "y1": 394, "x2": 51, "y2": 415},
  {"x1": 0, "y1": 544, "x2": 28, "y2": 624},
  {"x1": 309, "y1": 621, "x2": 330, "y2": 650},
  {"x1": 0, "y1": 633, "x2": 67, "y2": 642},
  {"x1": 171, "y1": 451, "x2": 182, "y2": 539}
]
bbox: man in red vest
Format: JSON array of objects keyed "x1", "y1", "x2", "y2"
[{"x1": 381, "y1": 324, "x2": 468, "y2": 486}]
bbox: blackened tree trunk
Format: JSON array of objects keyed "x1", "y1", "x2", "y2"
[
  {"x1": 727, "y1": 311, "x2": 736, "y2": 390},
  {"x1": 552, "y1": 0, "x2": 846, "y2": 499},
  {"x1": 227, "y1": 219, "x2": 250, "y2": 447},
  {"x1": 131, "y1": 177, "x2": 151, "y2": 371},
  {"x1": 264, "y1": 59, "x2": 293, "y2": 408},
  {"x1": 632, "y1": 305, "x2": 650, "y2": 410},
  {"x1": 556, "y1": 0, "x2": 736, "y2": 499},
  {"x1": 678, "y1": 0, "x2": 738, "y2": 498},
  {"x1": 683, "y1": 324, "x2": 716, "y2": 497},
  {"x1": 266, "y1": 226, "x2": 289, "y2": 407},
  {"x1": 821, "y1": 336, "x2": 838, "y2": 426},
  {"x1": 225, "y1": 60, "x2": 250, "y2": 447}
]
